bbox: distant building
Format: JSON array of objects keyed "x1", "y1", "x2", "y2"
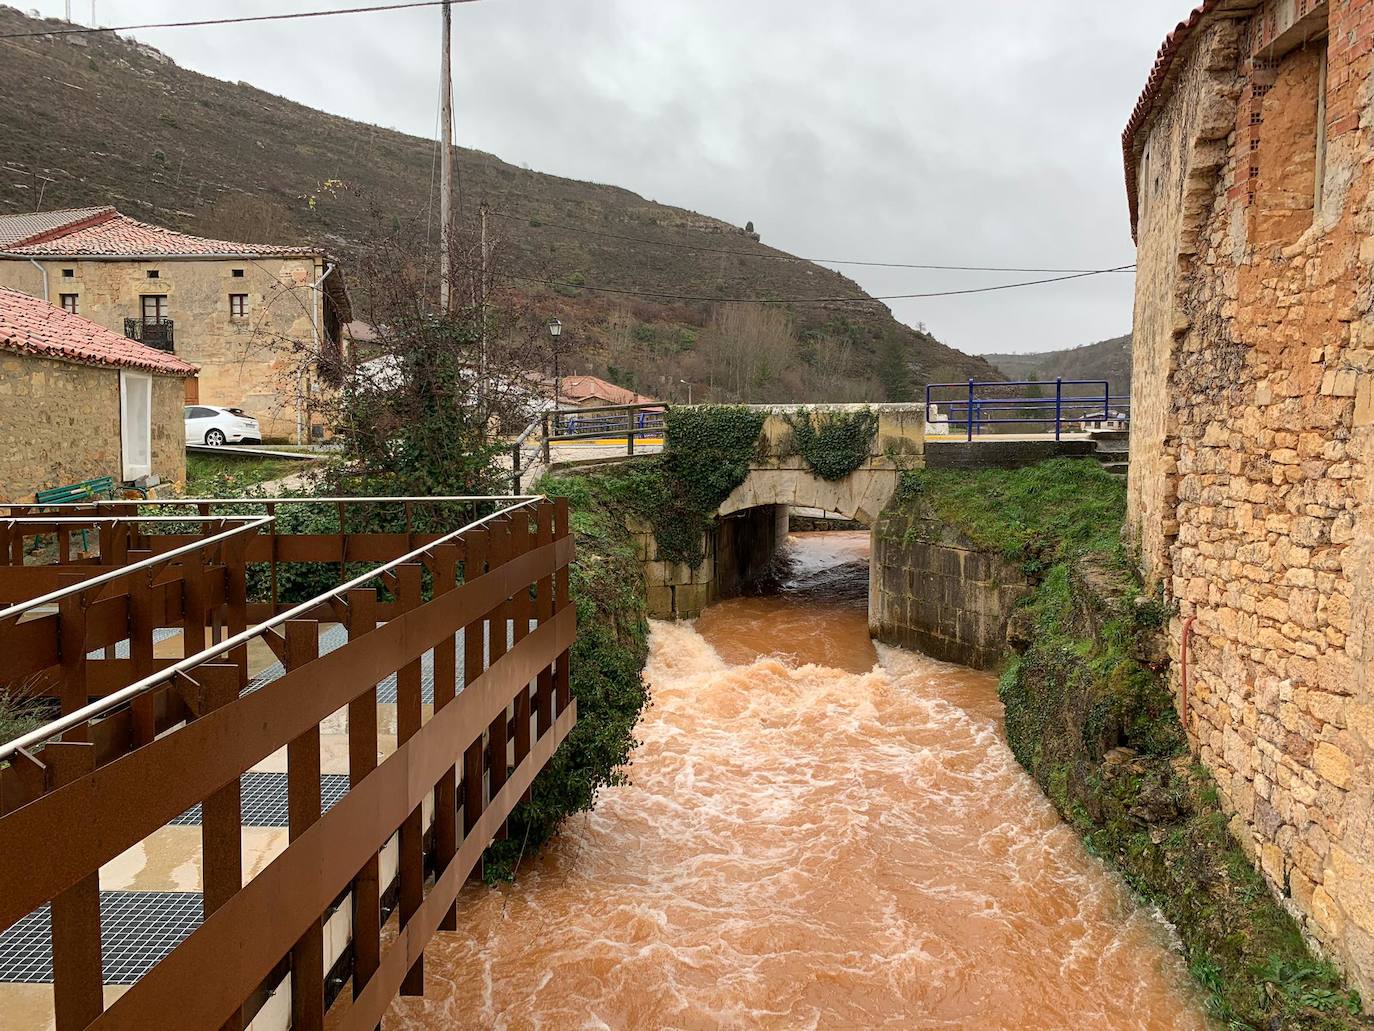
[
  {"x1": 555, "y1": 375, "x2": 657, "y2": 409},
  {"x1": 0, "y1": 206, "x2": 351, "y2": 441},
  {"x1": 0, "y1": 286, "x2": 196, "y2": 501},
  {"x1": 1125, "y1": 0, "x2": 1373, "y2": 1003}
]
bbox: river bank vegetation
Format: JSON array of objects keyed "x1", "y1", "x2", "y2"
[{"x1": 894, "y1": 460, "x2": 1369, "y2": 1030}]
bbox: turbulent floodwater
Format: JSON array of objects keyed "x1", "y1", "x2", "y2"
[{"x1": 387, "y1": 532, "x2": 1207, "y2": 1030}]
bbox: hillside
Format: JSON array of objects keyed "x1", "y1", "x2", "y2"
[
  {"x1": 0, "y1": 5, "x2": 1003, "y2": 403},
  {"x1": 985, "y1": 334, "x2": 1132, "y2": 393}
]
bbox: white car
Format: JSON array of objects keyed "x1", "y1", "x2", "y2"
[{"x1": 185, "y1": 405, "x2": 262, "y2": 446}]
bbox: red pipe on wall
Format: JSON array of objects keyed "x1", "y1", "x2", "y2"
[{"x1": 1180, "y1": 614, "x2": 1197, "y2": 730}]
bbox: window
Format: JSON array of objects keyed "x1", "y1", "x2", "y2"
[
  {"x1": 231, "y1": 268, "x2": 245, "y2": 278},
  {"x1": 186, "y1": 406, "x2": 216, "y2": 418},
  {"x1": 141, "y1": 295, "x2": 167, "y2": 323},
  {"x1": 120, "y1": 370, "x2": 153, "y2": 481},
  {"x1": 229, "y1": 294, "x2": 248, "y2": 318},
  {"x1": 146, "y1": 270, "x2": 160, "y2": 279},
  {"x1": 59, "y1": 294, "x2": 78, "y2": 314},
  {"x1": 61, "y1": 268, "x2": 74, "y2": 279}
]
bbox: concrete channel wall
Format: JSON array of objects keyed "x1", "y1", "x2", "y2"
[{"x1": 869, "y1": 502, "x2": 1030, "y2": 669}]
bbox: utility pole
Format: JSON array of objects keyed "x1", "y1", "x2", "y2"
[{"x1": 438, "y1": 1, "x2": 454, "y2": 313}]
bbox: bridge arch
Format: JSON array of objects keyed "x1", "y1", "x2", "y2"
[{"x1": 637, "y1": 404, "x2": 924, "y2": 617}]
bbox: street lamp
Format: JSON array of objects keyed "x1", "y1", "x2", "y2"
[
  {"x1": 679, "y1": 378, "x2": 692, "y2": 405},
  {"x1": 548, "y1": 317, "x2": 563, "y2": 418}
]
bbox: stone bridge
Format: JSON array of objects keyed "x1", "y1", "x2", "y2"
[{"x1": 632, "y1": 404, "x2": 924, "y2": 618}]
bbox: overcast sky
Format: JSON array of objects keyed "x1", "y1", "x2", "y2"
[{"x1": 30, "y1": 0, "x2": 1183, "y2": 355}]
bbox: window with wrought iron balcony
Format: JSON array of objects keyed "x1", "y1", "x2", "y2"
[{"x1": 124, "y1": 293, "x2": 174, "y2": 351}]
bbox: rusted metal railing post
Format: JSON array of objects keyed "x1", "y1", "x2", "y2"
[
  {"x1": 534, "y1": 503, "x2": 555, "y2": 740},
  {"x1": 485, "y1": 520, "x2": 512, "y2": 841},
  {"x1": 345, "y1": 589, "x2": 382, "y2": 1008},
  {"x1": 509, "y1": 514, "x2": 533, "y2": 802},
  {"x1": 128, "y1": 551, "x2": 157, "y2": 746},
  {"x1": 46, "y1": 741, "x2": 103, "y2": 1031},
  {"x1": 462, "y1": 527, "x2": 490, "y2": 882},
  {"x1": 431, "y1": 545, "x2": 462, "y2": 933},
  {"x1": 285, "y1": 620, "x2": 325, "y2": 1031},
  {"x1": 57, "y1": 594, "x2": 89, "y2": 731},
  {"x1": 192, "y1": 664, "x2": 244, "y2": 1031},
  {"x1": 395, "y1": 563, "x2": 426, "y2": 997},
  {"x1": 554, "y1": 497, "x2": 572, "y2": 715}
]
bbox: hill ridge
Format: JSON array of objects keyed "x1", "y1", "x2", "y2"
[{"x1": 0, "y1": 4, "x2": 1003, "y2": 401}]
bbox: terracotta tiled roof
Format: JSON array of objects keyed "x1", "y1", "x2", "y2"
[
  {"x1": 2, "y1": 209, "x2": 329, "y2": 258},
  {"x1": 558, "y1": 375, "x2": 657, "y2": 407},
  {"x1": 1123, "y1": 2, "x2": 1262, "y2": 239},
  {"x1": 0, "y1": 287, "x2": 198, "y2": 376},
  {"x1": 0, "y1": 207, "x2": 115, "y2": 248}
]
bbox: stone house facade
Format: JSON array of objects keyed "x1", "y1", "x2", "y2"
[
  {"x1": 1125, "y1": 0, "x2": 1374, "y2": 1001},
  {"x1": 0, "y1": 207, "x2": 350, "y2": 442},
  {"x1": 0, "y1": 286, "x2": 196, "y2": 502}
]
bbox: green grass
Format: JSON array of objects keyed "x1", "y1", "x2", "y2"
[
  {"x1": 895, "y1": 458, "x2": 1126, "y2": 570},
  {"x1": 887, "y1": 459, "x2": 1370, "y2": 1029},
  {"x1": 185, "y1": 453, "x2": 304, "y2": 495}
]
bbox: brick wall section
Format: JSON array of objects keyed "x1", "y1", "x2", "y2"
[
  {"x1": 0, "y1": 353, "x2": 186, "y2": 501},
  {"x1": 1127, "y1": 0, "x2": 1374, "y2": 1001},
  {"x1": 870, "y1": 504, "x2": 1030, "y2": 669}
]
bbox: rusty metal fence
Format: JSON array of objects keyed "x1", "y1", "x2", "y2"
[{"x1": 0, "y1": 495, "x2": 575, "y2": 1029}]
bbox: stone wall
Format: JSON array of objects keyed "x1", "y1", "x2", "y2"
[
  {"x1": 1127, "y1": 0, "x2": 1374, "y2": 1000},
  {"x1": 718, "y1": 404, "x2": 924, "y2": 524},
  {"x1": 0, "y1": 255, "x2": 336, "y2": 440},
  {"x1": 870, "y1": 500, "x2": 1030, "y2": 669},
  {"x1": 634, "y1": 504, "x2": 788, "y2": 619},
  {"x1": 0, "y1": 353, "x2": 186, "y2": 501},
  {"x1": 924, "y1": 438, "x2": 1096, "y2": 470}
]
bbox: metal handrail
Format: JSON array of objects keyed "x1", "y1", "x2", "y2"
[
  {"x1": 925, "y1": 379, "x2": 1129, "y2": 442},
  {"x1": 0, "y1": 496, "x2": 542, "y2": 763},
  {"x1": 0, "y1": 516, "x2": 273, "y2": 623},
  {"x1": 541, "y1": 402, "x2": 667, "y2": 461},
  {"x1": 1, "y1": 494, "x2": 536, "y2": 511}
]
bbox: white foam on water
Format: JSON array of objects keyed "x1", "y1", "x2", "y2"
[{"x1": 387, "y1": 538, "x2": 1207, "y2": 1030}]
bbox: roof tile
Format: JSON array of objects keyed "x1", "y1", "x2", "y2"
[
  {"x1": 3, "y1": 209, "x2": 328, "y2": 259},
  {"x1": 0, "y1": 287, "x2": 198, "y2": 377},
  {"x1": 0, "y1": 207, "x2": 115, "y2": 248}
]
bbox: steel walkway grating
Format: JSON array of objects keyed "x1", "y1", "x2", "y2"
[
  {"x1": 0, "y1": 891, "x2": 201, "y2": 984},
  {"x1": 170, "y1": 770, "x2": 351, "y2": 827},
  {"x1": 86, "y1": 627, "x2": 182, "y2": 660}
]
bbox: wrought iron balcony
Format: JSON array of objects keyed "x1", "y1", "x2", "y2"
[{"x1": 123, "y1": 317, "x2": 175, "y2": 351}]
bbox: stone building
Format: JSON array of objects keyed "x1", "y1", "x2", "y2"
[
  {"x1": 0, "y1": 286, "x2": 196, "y2": 502},
  {"x1": 0, "y1": 207, "x2": 351, "y2": 441},
  {"x1": 1125, "y1": 0, "x2": 1374, "y2": 1001}
]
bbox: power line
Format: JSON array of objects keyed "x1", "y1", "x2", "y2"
[
  {"x1": 482, "y1": 265, "x2": 1136, "y2": 306},
  {"x1": 489, "y1": 209, "x2": 1135, "y2": 275},
  {"x1": 0, "y1": 0, "x2": 482, "y2": 39}
]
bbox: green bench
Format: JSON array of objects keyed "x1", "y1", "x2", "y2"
[
  {"x1": 35, "y1": 475, "x2": 119, "y2": 507},
  {"x1": 34, "y1": 476, "x2": 148, "y2": 553}
]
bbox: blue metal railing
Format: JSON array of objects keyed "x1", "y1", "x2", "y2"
[{"x1": 925, "y1": 379, "x2": 1130, "y2": 442}]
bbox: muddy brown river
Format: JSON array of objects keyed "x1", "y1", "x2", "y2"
[{"x1": 386, "y1": 532, "x2": 1207, "y2": 1029}]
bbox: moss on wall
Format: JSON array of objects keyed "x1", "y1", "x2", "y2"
[{"x1": 885, "y1": 459, "x2": 1369, "y2": 1029}]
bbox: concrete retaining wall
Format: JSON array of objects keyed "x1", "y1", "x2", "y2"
[
  {"x1": 632, "y1": 504, "x2": 789, "y2": 619},
  {"x1": 924, "y1": 439, "x2": 1095, "y2": 470},
  {"x1": 869, "y1": 502, "x2": 1029, "y2": 669}
]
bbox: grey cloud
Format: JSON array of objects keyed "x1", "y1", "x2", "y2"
[{"x1": 38, "y1": 0, "x2": 1186, "y2": 353}]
